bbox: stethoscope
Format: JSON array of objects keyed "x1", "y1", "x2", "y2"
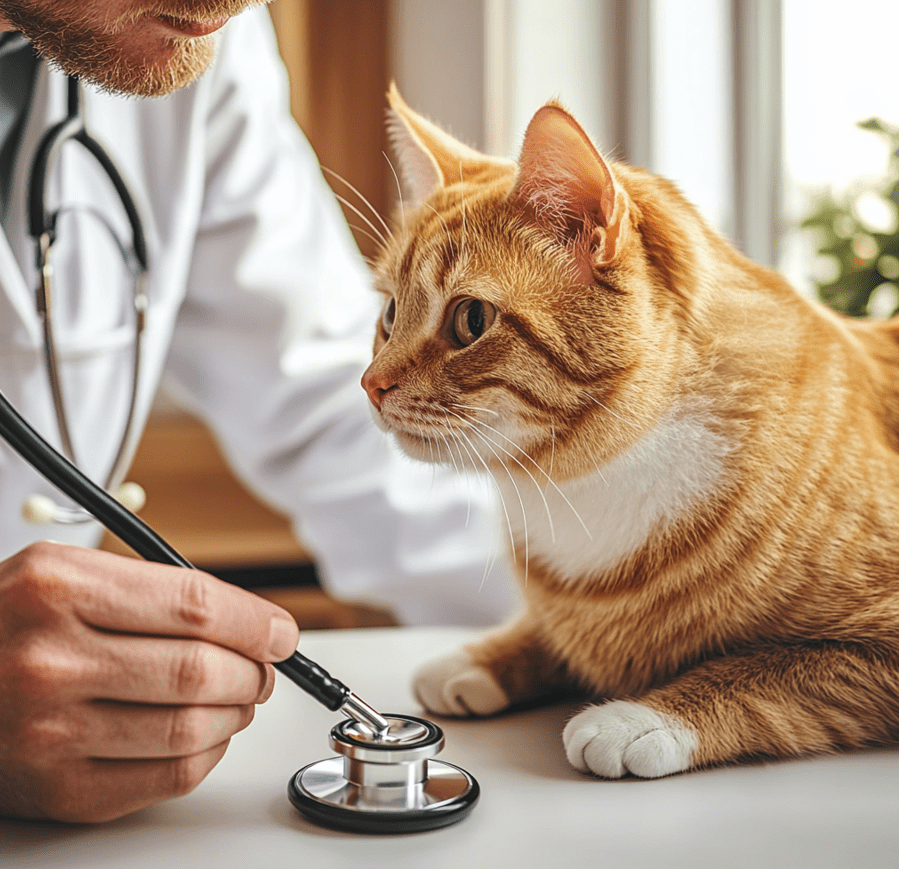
[
  {"x1": 21, "y1": 75, "x2": 147, "y2": 525},
  {"x1": 0, "y1": 75, "x2": 479, "y2": 834}
]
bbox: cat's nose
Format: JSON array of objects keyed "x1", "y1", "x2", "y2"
[{"x1": 361, "y1": 366, "x2": 397, "y2": 410}]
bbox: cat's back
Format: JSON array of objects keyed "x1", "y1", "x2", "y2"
[{"x1": 806, "y1": 307, "x2": 899, "y2": 453}]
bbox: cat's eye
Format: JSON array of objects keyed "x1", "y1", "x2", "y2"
[
  {"x1": 452, "y1": 298, "x2": 497, "y2": 347},
  {"x1": 381, "y1": 297, "x2": 396, "y2": 337}
]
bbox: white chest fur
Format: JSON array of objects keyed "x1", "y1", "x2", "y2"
[{"x1": 493, "y1": 408, "x2": 731, "y2": 582}]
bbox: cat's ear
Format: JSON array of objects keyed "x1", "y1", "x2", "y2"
[
  {"x1": 511, "y1": 103, "x2": 628, "y2": 269},
  {"x1": 386, "y1": 83, "x2": 505, "y2": 209}
]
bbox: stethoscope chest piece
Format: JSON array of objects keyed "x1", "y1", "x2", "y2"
[{"x1": 288, "y1": 714, "x2": 479, "y2": 834}]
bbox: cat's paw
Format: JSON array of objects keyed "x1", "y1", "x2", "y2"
[
  {"x1": 563, "y1": 700, "x2": 698, "y2": 779},
  {"x1": 412, "y1": 651, "x2": 509, "y2": 717}
]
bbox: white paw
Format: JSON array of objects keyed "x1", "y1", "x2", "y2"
[
  {"x1": 563, "y1": 700, "x2": 698, "y2": 779},
  {"x1": 412, "y1": 651, "x2": 509, "y2": 717}
]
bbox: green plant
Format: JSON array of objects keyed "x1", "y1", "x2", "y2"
[{"x1": 800, "y1": 117, "x2": 899, "y2": 318}]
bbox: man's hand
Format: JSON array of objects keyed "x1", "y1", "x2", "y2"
[{"x1": 0, "y1": 542, "x2": 300, "y2": 822}]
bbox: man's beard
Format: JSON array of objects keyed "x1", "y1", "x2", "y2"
[{"x1": 0, "y1": 1, "x2": 266, "y2": 97}]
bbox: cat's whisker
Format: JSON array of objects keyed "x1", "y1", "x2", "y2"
[
  {"x1": 323, "y1": 166, "x2": 394, "y2": 240},
  {"x1": 438, "y1": 414, "x2": 476, "y2": 527},
  {"x1": 458, "y1": 160, "x2": 468, "y2": 251},
  {"x1": 547, "y1": 423, "x2": 556, "y2": 495},
  {"x1": 437, "y1": 429, "x2": 464, "y2": 477},
  {"x1": 332, "y1": 192, "x2": 390, "y2": 248},
  {"x1": 450, "y1": 409, "x2": 592, "y2": 540},
  {"x1": 382, "y1": 150, "x2": 406, "y2": 228},
  {"x1": 589, "y1": 453, "x2": 611, "y2": 487},
  {"x1": 478, "y1": 544, "x2": 498, "y2": 594},
  {"x1": 452, "y1": 439, "x2": 477, "y2": 528},
  {"x1": 425, "y1": 203, "x2": 456, "y2": 260},
  {"x1": 582, "y1": 392, "x2": 640, "y2": 431},
  {"x1": 479, "y1": 419, "x2": 593, "y2": 534},
  {"x1": 436, "y1": 429, "x2": 457, "y2": 473},
  {"x1": 425, "y1": 435, "x2": 436, "y2": 470},
  {"x1": 452, "y1": 423, "x2": 519, "y2": 569},
  {"x1": 450, "y1": 402, "x2": 500, "y2": 418},
  {"x1": 452, "y1": 414, "x2": 556, "y2": 545},
  {"x1": 423, "y1": 434, "x2": 445, "y2": 495},
  {"x1": 453, "y1": 422, "x2": 528, "y2": 581},
  {"x1": 451, "y1": 440, "x2": 476, "y2": 529},
  {"x1": 347, "y1": 223, "x2": 388, "y2": 252},
  {"x1": 442, "y1": 412, "x2": 477, "y2": 473},
  {"x1": 471, "y1": 431, "x2": 530, "y2": 585}
]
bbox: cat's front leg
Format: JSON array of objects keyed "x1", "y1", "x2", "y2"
[
  {"x1": 413, "y1": 619, "x2": 568, "y2": 717},
  {"x1": 563, "y1": 641, "x2": 899, "y2": 778}
]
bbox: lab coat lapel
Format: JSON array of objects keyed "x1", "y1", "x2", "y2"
[
  {"x1": 0, "y1": 226, "x2": 33, "y2": 344},
  {"x1": 0, "y1": 63, "x2": 66, "y2": 346}
]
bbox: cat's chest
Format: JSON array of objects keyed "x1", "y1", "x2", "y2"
[{"x1": 494, "y1": 409, "x2": 731, "y2": 582}]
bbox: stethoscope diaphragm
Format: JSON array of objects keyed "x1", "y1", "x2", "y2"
[{"x1": 288, "y1": 714, "x2": 480, "y2": 834}]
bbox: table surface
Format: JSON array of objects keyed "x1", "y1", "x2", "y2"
[{"x1": 2, "y1": 626, "x2": 897, "y2": 869}]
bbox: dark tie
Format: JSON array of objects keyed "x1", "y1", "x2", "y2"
[{"x1": 0, "y1": 32, "x2": 40, "y2": 226}]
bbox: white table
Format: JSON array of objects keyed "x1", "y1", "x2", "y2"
[{"x1": 2, "y1": 627, "x2": 897, "y2": 868}]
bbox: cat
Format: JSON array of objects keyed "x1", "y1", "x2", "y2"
[{"x1": 360, "y1": 83, "x2": 899, "y2": 779}]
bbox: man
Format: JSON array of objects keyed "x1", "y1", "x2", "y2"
[{"x1": 0, "y1": 1, "x2": 518, "y2": 822}]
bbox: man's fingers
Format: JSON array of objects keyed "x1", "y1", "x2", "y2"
[
  {"x1": 17, "y1": 543, "x2": 299, "y2": 662},
  {"x1": 65, "y1": 702, "x2": 256, "y2": 760},
  {"x1": 46, "y1": 742, "x2": 232, "y2": 823},
  {"x1": 86, "y1": 634, "x2": 277, "y2": 705},
  {"x1": 0, "y1": 544, "x2": 290, "y2": 824}
]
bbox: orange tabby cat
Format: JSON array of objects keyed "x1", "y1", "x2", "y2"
[{"x1": 361, "y1": 84, "x2": 899, "y2": 778}]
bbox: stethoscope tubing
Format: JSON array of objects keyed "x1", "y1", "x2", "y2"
[
  {"x1": 23, "y1": 75, "x2": 150, "y2": 523},
  {"x1": 0, "y1": 385, "x2": 356, "y2": 713},
  {"x1": 28, "y1": 77, "x2": 148, "y2": 271}
]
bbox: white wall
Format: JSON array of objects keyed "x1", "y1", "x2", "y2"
[
  {"x1": 390, "y1": 0, "x2": 486, "y2": 151},
  {"x1": 490, "y1": 0, "x2": 612, "y2": 160},
  {"x1": 389, "y1": 0, "x2": 612, "y2": 163}
]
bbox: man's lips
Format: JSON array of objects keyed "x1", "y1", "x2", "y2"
[{"x1": 153, "y1": 14, "x2": 230, "y2": 37}]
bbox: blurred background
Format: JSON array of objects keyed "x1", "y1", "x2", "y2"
[{"x1": 103, "y1": 0, "x2": 899, "y2": 627}]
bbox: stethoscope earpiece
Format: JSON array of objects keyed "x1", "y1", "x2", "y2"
[
  {"x1": 22, "y1": 481, "x2": 146, "y2": 525},
  {"x1": 114, "y1": 481, "x2": 147, "y2": 512},
  {"x1": 20, "y1": 493, "x2": 59, "y2": 525}
]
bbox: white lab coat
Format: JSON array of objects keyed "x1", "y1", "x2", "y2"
[{"x1": 0, "y1": 9, "x2": 520, "y2": 626}]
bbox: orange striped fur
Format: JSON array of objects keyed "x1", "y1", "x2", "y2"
[{"x1": 361, "y1": 86, "x2": 899, "y2": 777}]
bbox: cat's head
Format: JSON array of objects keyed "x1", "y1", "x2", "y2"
[{"x1": 362, "y1": 85, "x2": 721, "y2": 481}]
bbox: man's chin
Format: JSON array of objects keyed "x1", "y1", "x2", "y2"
[{"x1": 57, "y1": 35, "x2": 216, "y2": 98}]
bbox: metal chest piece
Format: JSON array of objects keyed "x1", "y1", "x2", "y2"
[{"x1": 288, "y1": 714, "x2": 479, "y2": 834}]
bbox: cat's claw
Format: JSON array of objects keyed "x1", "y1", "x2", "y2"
[
  {"x1": 412, "y1": 651, "x2": 509, "y2": 717},
  {"x1": 563, "y1": 700, "x2": 698, "y2": 779}
]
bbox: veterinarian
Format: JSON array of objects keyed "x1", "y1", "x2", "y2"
[{"x1": 0, "y1": 0, "x2": 518, "y2": 822}]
